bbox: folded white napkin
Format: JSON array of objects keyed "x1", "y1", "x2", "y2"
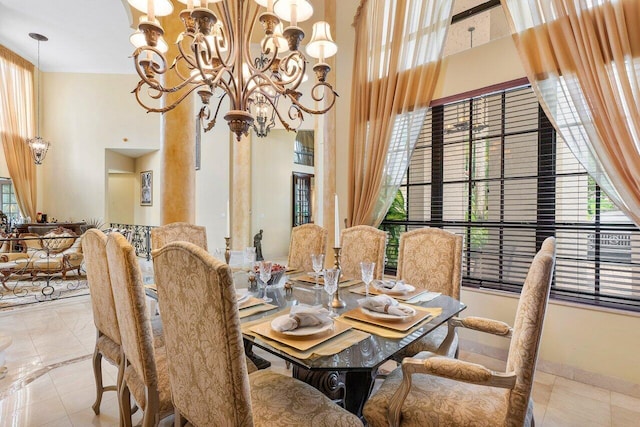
[
  {"x1": 359, "y1": 295, "x2": 416, "y2": 317},
  {"x1": 271, "y1": 304, "x2": 332, "y2": 332},
  {"x1": 376, "y1": 279, "x2": 413, "y2": 293}
]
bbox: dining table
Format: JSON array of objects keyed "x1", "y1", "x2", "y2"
[{"x1": 236, "y1": 270, "x2": 467, "y2": 418}]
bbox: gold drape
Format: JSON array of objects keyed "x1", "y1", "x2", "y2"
[
  {"x1": 0, "y1": 44, "x2": 38, "y2": 221},
  {"x1": 348, "y1": 0, "x2": 453, "y2": 226},
  {"x1": 502, "y1": 0, "x2": 640, "y2": 227}
]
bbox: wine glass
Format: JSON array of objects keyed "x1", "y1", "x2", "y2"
[
  {"x1": 258, "y1": 261, "x2": 273, "y2": 303},
  {"x1": 311, "y1": 253, "x2": 325, "y2": 290},
  {"x1": 323, "y1": 268, "x2": 340, "y2": 318},
  {"x1": 244, "y1": 247, "x2": 256, "y2": 270},
  {"x1": 360, "y1": 261, "x2": 375, "y2": 298}
]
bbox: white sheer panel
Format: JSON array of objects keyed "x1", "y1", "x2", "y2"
[{"x1": 502, "y1": 0, "x2": 640, "y2": 226}]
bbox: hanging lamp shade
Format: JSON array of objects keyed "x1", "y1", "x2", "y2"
[
  {"x1": 26, "y1": 32, "x2": 51, "y2": 165},
  {"x1": 306, "y1": 21, "x2": 337, "y2": 60},
  {"x1": 273, "y1": 0, "x2": 313, "y2": 24}
]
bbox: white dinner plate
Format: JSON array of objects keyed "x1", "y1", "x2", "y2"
[
  {"x1": 236, "y1": 291, "x2": 250, "y2": 304},
  {"x1": 372, "y1": 280, "x2": 416, "y2": 295},
  {"x1": 360, "y1": 306, "x2": 415, "y2": 322},
  {"x1": 271, "y1": 316, "x2": 334, "y2": 337}
]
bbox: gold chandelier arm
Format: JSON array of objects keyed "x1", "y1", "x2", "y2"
[
  {"x1": 275, "y1": 53, "x2": 306, "y2": 89},
  {"x1": 173, "y1": 33, "x2": 198, "y2": 72},
  {"x1": 133, "y1": 81, "x2": 208, "y2": 114},
  {"x1": 203, "y1": 91, "x2": 229, "y2": 132},
  {"x1": 284, "y1": 82, "x2": 339, "y2": 116},
  {"x1": 272, "y1": 103, "x2": 301, "y2": 132}
]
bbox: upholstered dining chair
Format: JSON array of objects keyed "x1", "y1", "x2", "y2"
[
  {"x1": 82, "y1": 229, "x2": 122, "y2": 415},
  {"x1": 84, "y1": 229, "x2": 165, "y2": 422},
  {"x1": 287, "y1": 223, "x2": 328, "y2": 272},
  {"x1": 152, "y1": 241, "x2": 363, "y2": 427},
  {"x1": 339, "y1": 225, "x2": 387, "y2": 280},
  {"x1": 106, "y1": 232, "x2": 172, "y2": 427},
  {"x1": 150, "y1": 221, "x2": 208, "y2": 251},
  {"x1": 393, "y1": 227, "x2": 463, "y2": 358},
  {"x1": 363, "y1": 237, "x2": 556, "y2": 427}
]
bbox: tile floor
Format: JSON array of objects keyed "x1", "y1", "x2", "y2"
[{"x1": 0, "y1": 295, "x2": 638, "y2": 426}]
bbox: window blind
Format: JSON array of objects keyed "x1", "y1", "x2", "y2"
[{"x1": 381, "y1": 85, "x2": 640, "y2": 311}]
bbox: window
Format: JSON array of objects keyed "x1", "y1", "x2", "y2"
[
  {"x1": 293, "y1": 130, "x2": 314, "y2": 166},
  {"x1": 381, "y1": 85, "x2": 640, "y2": 311},
  {"x1": 0, "y1": 177, "x2": 20, "y2": 230},
  {"x1": 292, "y1": 173, "x2": 313, "y2": 227}
]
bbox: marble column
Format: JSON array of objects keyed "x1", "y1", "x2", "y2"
[
  {"x1": 322, "y1": 0, "x2": 338, "y2": 252},
  {"x1": 160, "y1": 12, "x2": 195, "y2": 225},
  {"x1": 231, "y1": 134, "x2": 251, "y2": 249}
]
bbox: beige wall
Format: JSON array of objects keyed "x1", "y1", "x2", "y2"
[
  {"x1": 38, "y1": 72, "x2": 160, "y2": 224},
  {"x1": 107, "y1": 173, "x2": 135, "y2": 224}
]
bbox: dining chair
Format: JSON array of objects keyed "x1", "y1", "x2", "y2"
[
  {"x1": 150, "y1": 221, "x2": 208, "y2": 251},
  {"x1": 82, "y1": 229, "x2": 122, "y2": 415},
  {"x1": 363, "y1": 237, "x2": 556, "y2": 427},
  {"x1": 339, "y1": 225, "x2": 387, "y2": 280},
  {"x1": 287, "y1": 223, "x2": 328, "y2": 272},
  {"x1": 83, "y1": 229, "x2": 165, "y2": 422},
  {"x1": 394, "y1": 227, "x2": 463, "y2": 358},
  {"x1": 152, "y1": 241, "x2": 363, "y2": 427},
  {"x1": 106, "y1": 232, "x2": 172, "y2": 427}
]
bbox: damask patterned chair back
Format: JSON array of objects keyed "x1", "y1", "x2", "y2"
[
  {"x1": 340, "y1": 225, "x2": 387, "y2": 280},
  {"x1": 151, "y1": 222, "x2": 208, "y2": 251},
  {"x1": 287, "y1": 223, "x2": 328, "y2": 272},
  {"x1": 505, "y1": 236, "x2": 556, "y2": 425},
  {"x1": 152, "y1": 241, "x2": 254, "y2": 427},
  {"x1": 82, "y1": 229, "x2": 121, "y2": 414},
  {"x1": 396, "y1": 228, "x2": 462, "y2": 299},
  {"x1": 106, "y1": 232, "x2": 170, "y2": 426},
  {"x1": 84, "y1": 229, "x2": 121, "y2": 344}
]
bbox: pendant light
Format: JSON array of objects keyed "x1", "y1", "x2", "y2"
[{"x1": 26, "y1": 32, "x2": 51, "y2": 165}]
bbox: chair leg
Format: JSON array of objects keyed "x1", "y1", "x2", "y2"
[
  {"x1": 119, "y1": 382, "x2": 132, "y2": 427},
  {"x1": 91, "y1": 346, "x2": 104, "y2": 415},
  {"x1": 174, "y1": 409, "x2": 188, "y2": 427},
  {"x1": 142, "y1": 387, "x2": 160, "y2": 427},
  {"x1": 118, "y1": 357, "x2": 133, "y2": 427}
]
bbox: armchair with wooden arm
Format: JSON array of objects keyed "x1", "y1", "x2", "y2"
[{"x1": 364, "y1": 237, "x2": 556, "y2": 427}]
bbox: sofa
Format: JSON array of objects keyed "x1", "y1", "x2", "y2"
[{"x1": 0, "y1": 227, "x2": 84, "y2": 288}]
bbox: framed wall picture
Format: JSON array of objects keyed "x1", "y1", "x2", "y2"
[{"x1": 140, "y1": 170, "x2": 153, "y2": 206}]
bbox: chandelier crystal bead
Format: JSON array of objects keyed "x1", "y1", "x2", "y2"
[{"x1": 129, "y1": 0, "x2": 338, "y2": 140}]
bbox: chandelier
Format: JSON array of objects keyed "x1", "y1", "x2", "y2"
[
  {"x1": 27, "y1": 33, "x2": 51, "y2": 165},
  {"x1": 128, "y1": 0, "x2": 339, "y2": 141}
]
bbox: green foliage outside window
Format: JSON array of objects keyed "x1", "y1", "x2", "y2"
[{"x1": 380, "y1": 190, "x2": 407, "y2": 269}]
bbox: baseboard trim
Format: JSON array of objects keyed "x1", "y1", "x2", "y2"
[{"x1": 459, "y1": 338, "x2": 640, "y2": 399}]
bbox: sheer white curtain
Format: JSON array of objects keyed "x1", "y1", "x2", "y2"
[
  {"x1": 348, "y1": 0, "x2": 453, "y2": 226},
  {"x1": 501, "y1": 0, "x2": 640, "y2": 226}
]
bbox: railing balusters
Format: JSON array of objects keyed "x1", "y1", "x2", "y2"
[{"x1": 109, "y1": 223, "x2": 155, "y2": 260}]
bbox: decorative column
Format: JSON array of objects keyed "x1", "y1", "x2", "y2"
[
  {"x1": 231, "y1": 133, "x2": 251, "y2": 249},
  {"x1": 322, "y1": 0, "x2": 338, "y2": 258},
  {"x1": 160, "y1": 11, "x2": 195, "y2": 225}
]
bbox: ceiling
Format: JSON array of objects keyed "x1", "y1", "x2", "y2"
[{"x1": 0, "y1": 0, "x2": 135, "y2": 74}]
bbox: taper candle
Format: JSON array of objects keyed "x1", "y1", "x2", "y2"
[
  {"x1": 226, "y1": 200, "x2": 230, "y2": 237},
  {"x1": 334, "y1": 193, "x2": 340, "y2": 247}
]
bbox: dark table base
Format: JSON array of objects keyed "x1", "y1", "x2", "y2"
[
  {"x1": 244, "y1": 341, "x2": 271, "y2": 370},
  {"x1": 292, "y1": 366, "x2": 376, "y2": 418}
]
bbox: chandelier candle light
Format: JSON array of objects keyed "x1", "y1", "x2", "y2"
[
  {"x1": 27, "y1": 33, "x2": 51, "y2": 165},
  {"x1": 128, "y1": 0, "x2": 339, "y2": 140}
]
